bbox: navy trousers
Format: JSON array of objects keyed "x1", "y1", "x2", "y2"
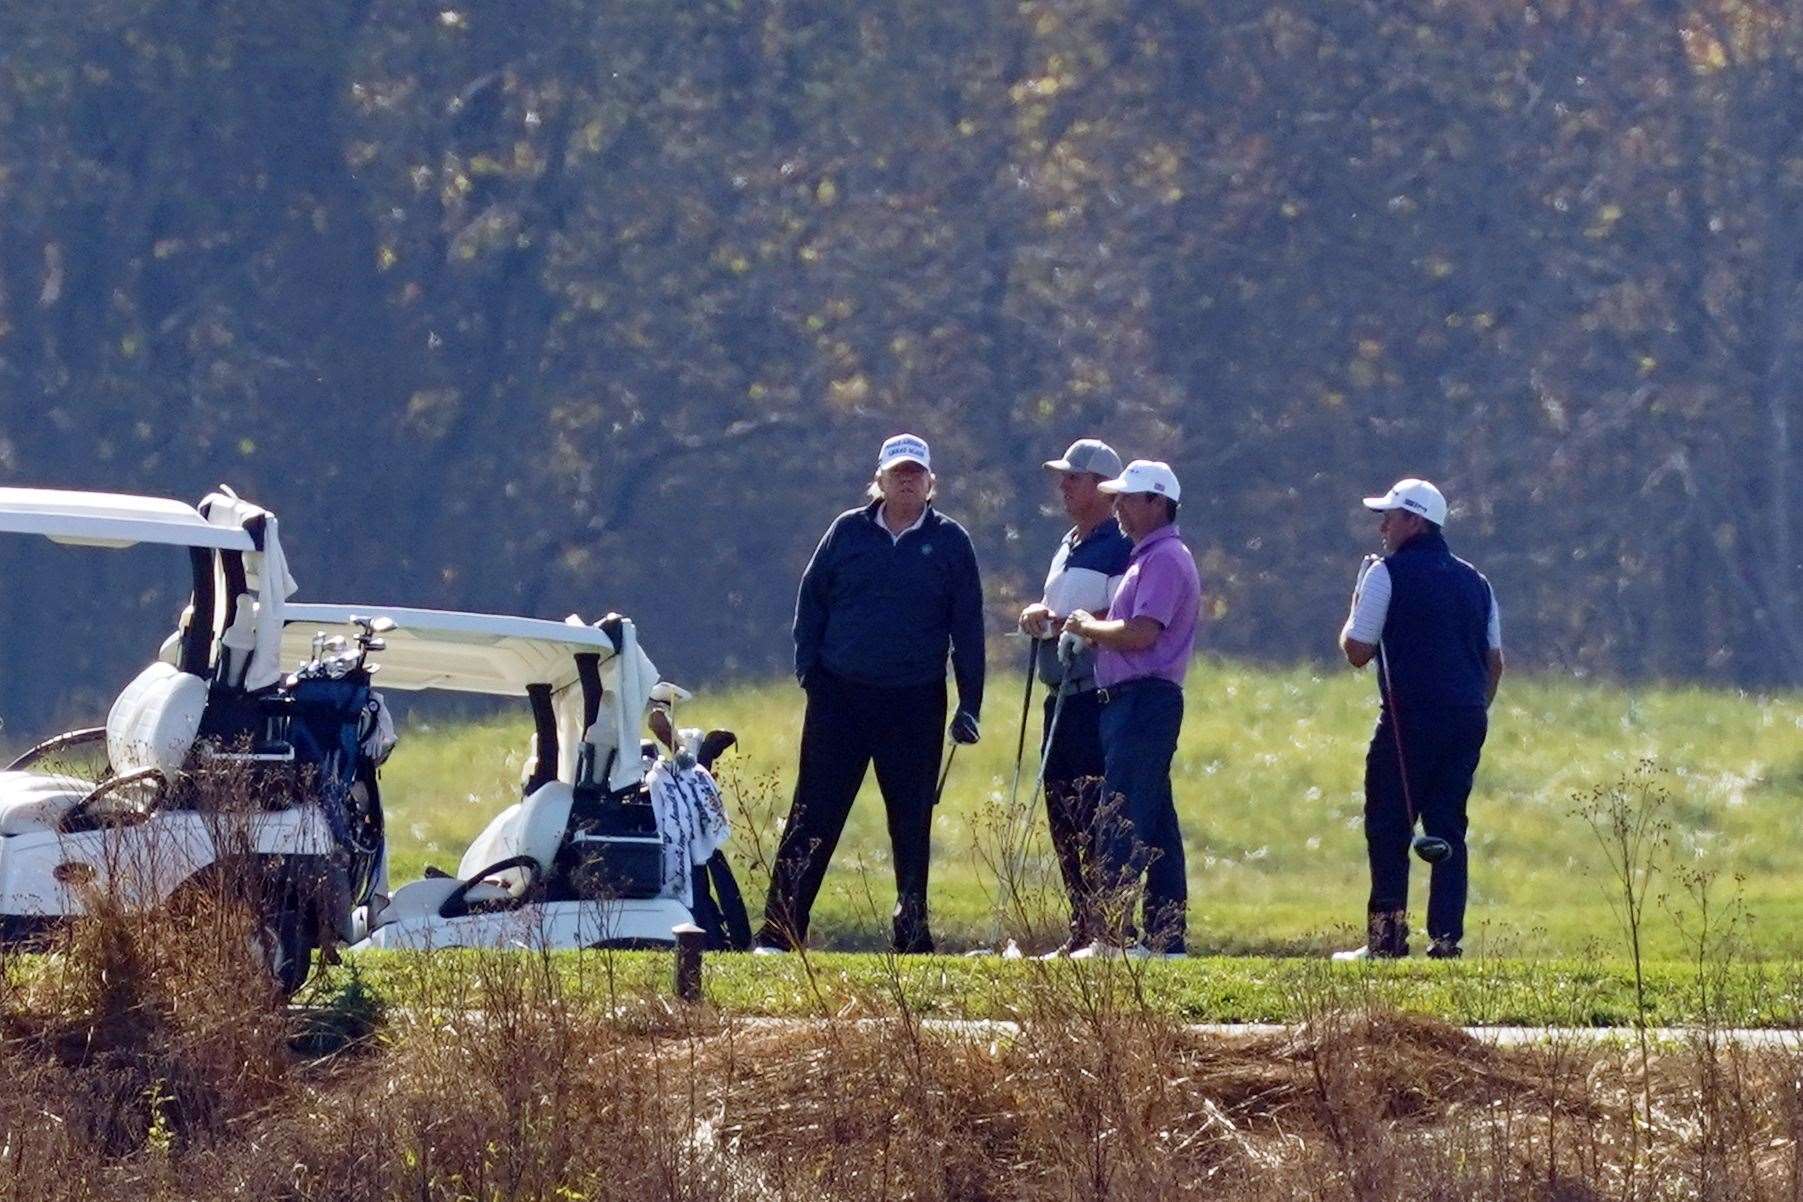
[
  {"x1": 758, "y1": 670, "x2": 945, "y2": 953},
  {"x1": 1095, "y1": 679, "x2": 1187, "y2": 952},
  {"x1": 1042, "y1": 687, "x2": 1105, "y2": 943},
  {"x1": 1364, "y1": 706, "x2": 1487, "y2": 943}
]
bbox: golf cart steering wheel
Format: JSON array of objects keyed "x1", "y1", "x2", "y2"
[
  {"x1": 437, "y1": 854, "x2": 544, "y2": 920},
  {"x1": 57, "y1": 766, "x2": 172, "y2": 834},
  {"x1": 6, "y1": 726, "x2": 108, "y2": 772}
]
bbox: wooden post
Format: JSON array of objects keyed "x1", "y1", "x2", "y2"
[{"x1": 673, "y1": 922, "x2": 705, "y2": 1003}]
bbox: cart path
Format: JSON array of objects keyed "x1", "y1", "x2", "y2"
[
  {"x1": 732, "y1": 1016, "x2": 1803, "y2": 1047},
  {"x1": 371, "y1": 1008, "x2": 1803, "y2": 1048}
]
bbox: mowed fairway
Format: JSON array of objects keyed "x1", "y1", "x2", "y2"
[{"x1": 378, "y1": 659, "x2": 1803, "y2": 959}]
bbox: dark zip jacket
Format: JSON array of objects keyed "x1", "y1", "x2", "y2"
[{"x1": 794, "y1": 501, "x2": 986, "y2": 716}]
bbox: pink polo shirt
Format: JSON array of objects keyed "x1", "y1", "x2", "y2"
[{"x1": 1094, "y1": 523, "x2": 1201, "y2": 688}]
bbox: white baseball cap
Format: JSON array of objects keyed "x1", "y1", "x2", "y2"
[
  {"x1": 1362, "y1": 478, "x2": 1447, "y2": 525},
  {"x1": 1098, "y1": 459, "x2": 1181, "y2": 503},
  {"x1": 877, "y1": 433, "x2": 931, "y2": 471},
  {"x1": 1043, "y1": 438, "x2": 1123, "y2": 479}
]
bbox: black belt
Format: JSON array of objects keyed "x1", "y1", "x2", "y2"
[{"x1": 1095, "y1": 677, "x2": 1180, "y2": 705}]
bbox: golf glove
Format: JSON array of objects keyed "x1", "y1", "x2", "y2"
[{"x1": 949, "y1": 708, "x2": 981, "y2": 745}]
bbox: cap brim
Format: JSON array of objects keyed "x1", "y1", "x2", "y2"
[
  {"x1": 881, "y1": 455, "x2": 930, "y2": 470},
  {"x1": 1043, "y1": 459, "x2": 1075, "y2": 471},
  {"x1": 1362, "y1": 496, "x2": 1398, "y2": 512}
]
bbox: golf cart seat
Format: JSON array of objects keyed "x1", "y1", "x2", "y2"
[
  {"x1": 0, "y1": 662, "x2": 206, "y2": 835},
  {"x1": 107, "y1": 662, "x2": 208, "y2": 777},
  {"x1": 380, "y1": 780, "x2": 576, "y2": 923}
]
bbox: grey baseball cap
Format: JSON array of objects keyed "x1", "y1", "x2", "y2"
[{"x1": 1043, "y1": 438, "x2": 1123, "y2": 479}]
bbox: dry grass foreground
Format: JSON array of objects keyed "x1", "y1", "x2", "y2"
[{"x1": 4, "y1": 894, "x2": 1803, "y2": 1202}]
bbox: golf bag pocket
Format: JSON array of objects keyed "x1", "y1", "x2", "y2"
[
  {"x1": 566, "y1": 834, "x2": 664, "y2": 900},
  {"x1": 561, "y1": 788, "x2": 665, "y2": 900}
]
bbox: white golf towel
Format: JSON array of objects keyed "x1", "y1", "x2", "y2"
[{"x1": 645, "y1": 760, "x2": 730, "y2": 905}]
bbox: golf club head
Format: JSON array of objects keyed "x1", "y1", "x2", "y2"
[
  {"x1": 697, "y1": 728, "x2": 738, "y2": 770},
  {"x1": 647, "y1": 706, "x2": 676, "y2": 752},
  {"x1": 1412, "y1": 834, "x2": 1452, "y2": 865}
]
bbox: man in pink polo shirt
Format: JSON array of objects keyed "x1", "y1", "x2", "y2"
[{"x1": 1062, "y1": 460, "x2": 1200, "y2": 958}]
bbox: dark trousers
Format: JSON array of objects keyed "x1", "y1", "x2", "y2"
[
  {"x1": 1042, "y1": 687, "x2": 1105, "y2": 942},
  {"x1": 1364, "y1": 706, "x2": 1488, "y2": 943},
  {"x1": 1095, "y1": 679, "x2": 1187, "y2": 952},
  {"x1": 758, "y1": 670, "x2": 945, "y2": 953}
]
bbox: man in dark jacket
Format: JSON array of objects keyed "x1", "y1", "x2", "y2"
[
  {"x1": 1335, "y1": 478, "x2": 1503, "y2": 961},
  {"x1": 756, "y1": 433, "x2": 985, "y2": 954}
]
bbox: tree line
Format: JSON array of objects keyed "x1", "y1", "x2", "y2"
[{"x1": 1, "y1": 0, "x2": 1799, "y2": 729}]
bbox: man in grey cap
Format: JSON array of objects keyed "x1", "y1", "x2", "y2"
[{"x1": 1018, "y1": 438, "x2": 1133, "y2": 955}]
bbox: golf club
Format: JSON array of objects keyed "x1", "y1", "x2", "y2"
[
  {"x1": 1378, "y1": 647, "x2": 1451, "y2": 865},
  {"x1": 1025, "y1": 633, "x2": 1080, "y2": 816},
  {"x1": 1358, "y1": 555, "x2": 1451, "y2": 866},
  {"x1": 933, "y1": 741, "x2": 958, "y2": 807},
  {"x1": 1006, "y1": 633, "x2": 1039, "y2": 811}
]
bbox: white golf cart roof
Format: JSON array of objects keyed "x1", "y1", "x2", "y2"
[
  {"x1": 284, "y1": 603, "x2": 666, "y2": 795},
  {"x1": 0, "y1": 487, "x2": 257, "y2": 550},
  {"x1": 5, "y1": 485, "x2": 296, "y2": 694},
  {"x1": 282, "y1": 604, "x2": 623, "y2": 696}
]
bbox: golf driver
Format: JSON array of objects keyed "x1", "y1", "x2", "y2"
[
  {"x1": 1380, "y1": 645, "x2": 1451, "y2": 864},
  {"x1": 1357, "y1": 556, "x2": 1451, "y2": 866}
]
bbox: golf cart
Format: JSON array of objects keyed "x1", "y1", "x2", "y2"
[
  {"x1": 0, "y1": 487, "x2": 389, "y2": 991},
  {"x1": 276, "y1": 604, "x2": 748, "y2": 953}
]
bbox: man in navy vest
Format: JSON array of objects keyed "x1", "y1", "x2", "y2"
[{"x1": 1334, "y1": 479, "x2": 1503, "y2": 960}]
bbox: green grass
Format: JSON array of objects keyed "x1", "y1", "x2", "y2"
[
  {"x1": 329, "y1": 949, "x2": 1803, "y2": 1029},
  {"x1": 378, "y1": 657, "x2": 1803, "y2": 959}
]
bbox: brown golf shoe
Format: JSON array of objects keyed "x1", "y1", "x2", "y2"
[{"x1": 1331, "y1": 909, "x2": 1409, "y2": 961}]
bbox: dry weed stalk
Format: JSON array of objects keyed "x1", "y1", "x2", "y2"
[{"x1": 2, "y1": 760, "x2": 1802, "y2": 1199}]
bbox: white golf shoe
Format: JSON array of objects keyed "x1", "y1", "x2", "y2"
[{"x1": 1068, "y1": 939, "x2": 1155, "y2": 960}]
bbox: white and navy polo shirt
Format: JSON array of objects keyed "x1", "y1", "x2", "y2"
[{"x1": 1038, "y1": 517, "x2": 1134, "y2": 689}]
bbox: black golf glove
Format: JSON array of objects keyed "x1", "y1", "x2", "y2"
[{"x1": 949, "y1": 708, "x2": 980, "y2": 745}]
